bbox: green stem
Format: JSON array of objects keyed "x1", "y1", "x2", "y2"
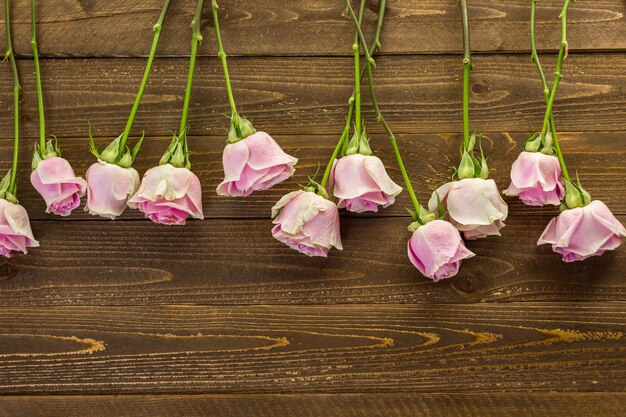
[
  {"x1": 5, "y1": 0, "x2": 20, "y2": 195},
  {"x1": 352, "y1": 0, "x2": 365, "y2": 137},
  {"x1": 118, "y1": 0, "x2": 171, "y2": 155},
  {"x1": 179, "y1": 0, "x2": 205, "y2": 138},
  {"x1": 539, "y1": 0, "x2": 571, "y2": 139},
  {"x1": 460, "y1": 0, "x2": 471, "y2": 149},
  {"x1": 344, "y1": 0, "x2": 421, "y2": 214},
  {"x1": 321, "y1": 0, "x2": 384, "y2": 189},
  {"x1": 211, "y1": 0, "x2": 238, "y2": 119},
  {"x1": 533, "y1": 0, "x2": 571, "y2": 181},
  {"x1": 31, "y1": 0, "x2": 46, "y2": 152}
]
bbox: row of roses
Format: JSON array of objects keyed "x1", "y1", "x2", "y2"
[{"x1": 2, "y1": 0, "x2": 624, "y2": 282}]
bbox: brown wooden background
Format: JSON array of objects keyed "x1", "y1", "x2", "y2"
[{"x1": 0, "y1": 1, "x2": 625, "y2": 415}]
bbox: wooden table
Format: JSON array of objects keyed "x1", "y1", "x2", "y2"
[{"x1": 0, "y1": 1, "x2": 625, "y2": 415}]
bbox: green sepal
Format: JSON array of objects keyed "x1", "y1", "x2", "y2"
[
  {"x1": 117, "y1": 147, "x2": 133, "y2": 168},
  {"x1": 524, "y1": 132, "x2": 542, "y2": 152},
  {"x1": 160, "y1": 131, "x2": 191, "y2": 169},
  {"x1": 0, "y1": 171, "x2": 17, "y2": 203},
  {"x1": 303, "y1": 178, "x2": 328, "y2": 199},
  {"x1": 457, "y1": 150, "x2": 475, "y2": 179},
  {"x1": 435, "y1": 191, "x2": 446, "y2": 219},
  {"x1": 0, "y1": 171, "x2": 11, "y2": 195},
  {"x1": 130, "y1": 131, "x2": 146, "y2": 163},
  {"x1": 562, "y1": 177, "x2": 591, "y2": 210},
  {"x1": 227, "y1": 113, "x2": 256, "y2": 143},
  {"x1": 99, "y1": 134, "x2": 123, "y2": 164},
  {"x1": 88, "y1": 123, "x2": 100, "y2": 159},
  {"x1": 357, "y1": 125, "x2": 372, "y2": 156},
  {"x1": 477, "y1": 140, "x2": 489, "y2": 179},
  {"x1": 345, "y1": 129, "x2": 360, "y2": 156},
  {"x1": 540, "y1": 131, "x2": 554, "y2": 154}
]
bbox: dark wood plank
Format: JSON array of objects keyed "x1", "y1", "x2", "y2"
[
  {"x1": 0, "y1": 303, "x2": 625, "y2": 393},
  {"x1": 3, "y1": 131, "x2": 625, "y2": 221},
  {"x1": 1, "y1": 0, "x2": 624, "y2": 57},
  {"x1": 1, "y1": 393, "x2": 625, "y2": 417},
  {"x1": 1, "y1": 54, "x2": 624, "y2": 141},
  {"x1": 1, "y1": 216, "x2": 625, "y2": 306}
]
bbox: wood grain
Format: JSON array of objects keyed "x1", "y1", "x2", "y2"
[
  {"x1": 1, "y1": 0, "x2": 624, "y2": 57},
  {"x1": 2, "y1": 131, "x2": 624, "y2": 221},
  {"x1": 1, "y1": 54, "x2": 624, "y2": 141},
  {"x1": 1, "y1": 393, "x2": 625, "y2": 417},
  {"x1": 0, "y1": 216, "x2": 624, "y2": 306},
  {"x1": 0, "y1": 303, "x2": 624, "y2": 394}
]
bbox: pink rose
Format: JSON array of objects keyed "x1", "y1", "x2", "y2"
[
  {"x1": 538, "y1": 200, "x2": 626, "y2": 262},
  {"x1": 408, "y1": 219, "x2": 475, "y2": 281},
  {"x1": 0, "y1": 199, "x2": 39, "y2": 257},
  {"x1": 30, "y1": 157, "x2": 87, "y2": 216},
  {"x1": 217, "y1": 131, "x2": 298, "y2": 197},
  {"x1": 271, "y1": 190, "x2": 342, "y2": 257},
  {"x1": 128, "y1": 164, "x2": 203, "y2": 225},
  {"x1": 85, "y1": 160, "x2": 140, "y2": 219},
  {"x1": 429, "y1": 178, "x2": 508, "y2": 240},
  {"x1": 332, "y1": 154, "x2": 402, "y2": 213},
  {"x1": 504, "y1": 151, "x2": 564, "y2": 206}
]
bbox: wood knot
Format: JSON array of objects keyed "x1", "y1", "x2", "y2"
[
  {"x1": 0, "y1": 258, "x2": 18, "y2": 281},
  {"x1": 471, "y1": 80, "x2": 490, "y2": 95},
  {"x1": 451, "y1": 274, "x2": 480, "y2": 295}
]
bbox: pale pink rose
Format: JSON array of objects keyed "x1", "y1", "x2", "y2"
[
  {"x1": 217, "y1": 131, "x2": 298, "y2": 197},
  {"x1": 332, "y1": 154, "x2": 402, "y2": 213},
  {"x1": 0, "y1": 199, "x2": 39, "y2": 257},
  {"x1": 128, "y1": 164, "x2": 203, "y2": 225},
  {"x1": 30, "y1": 157, "x2": 87, "y2": 216},
  {"x1": 429, "y1": 178, "x2": 508, "y2": 240},
  {"x1": 271, "y1": 190, "x2": 342, "y2": 257},
  {"x1": 408, "y1": 219, "x2": 475, "y2": 281},
  {"x1": 504, "y1": 151, "x2": 564, "y2": 206},
  {"x1": 538, "y1": 200, "x2": 626, "y2": 262},
  {"x1": 85, "y1": 160, "x2": 140, "y2": 219}
]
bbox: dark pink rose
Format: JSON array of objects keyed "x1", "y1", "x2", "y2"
[
  {"x1": 408, "y1": 219, "x2": 475, "y2": 281},
  {"x1": 505, "y1": 151, "x2": 564, "y2": 206},
  {"x1": 271, "y1": 190, "x2": 342, "y2": 257},
  {"x1": 538, "y1": 200, "x2": 626, "y2": 262},
  {"x1": 332, "y1": 154, "x2": 402, "y2": 213},
  {"x1": 128, "y1": 164, "x2": 203, "y2": 225},
  {"x1": 0, "y1": 199, "x2": 39, "y2": 257},
  {"x1": 217, "y1": 132, "x2": 297, "y2": 197},
  {"x1": 31, "y1": 157, "x2": 86, "y2": 216}
]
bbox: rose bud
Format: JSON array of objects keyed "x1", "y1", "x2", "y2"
[
  {"x1": 217, "y1": 131, "x2": 298, "y2": 197},
  {"x1": 408, "y1": 219, "x2": 475, "y2": 281},
  {"x1": 332, "y1": 154, "x2": 402, "y2": 213},
  {"x1": 271, "y1": 189, "x2": 342, "y2": 257},
  {"x1": 538, "y1": 200, "x2": 626, "y2": 262},
  {"x1": 504, "y1": 151, "x2": 564, "y2": 206},
  {"x1": 0, "y1": 199, "x2": 39, "y2": 257},
  {"x1": 85, "y1": 160, "x2": 140, "y2": 219},
  {"x1": 128, "y1": 164, "x2": 203, "y2": 225},
  {"x1": 31, "y1": 156, "x2": 87, "y2": 216},
  {"x1": 429, "y1": 178, "x2": 508, "y2": 240}
]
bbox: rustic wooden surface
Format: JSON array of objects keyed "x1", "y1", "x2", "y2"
[{"x1": 0, "y1": 0, "x2": 625, "y2": 415}]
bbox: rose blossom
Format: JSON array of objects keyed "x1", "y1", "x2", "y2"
[
  {"x1": 332, "y1": 154, "x2": 402, "y2": 213},
  {"x1": 271, "y1": 190, "x2": 342, "y2": 257},
  {"x1": 504, "y1": 151, "x2": 564, "y2": 206},
  {"x1": 408, "y1": 219, "x2": 475, "y2": 281},
  {"x1": 429, "y1": 178, "x2": 508, "y2": 240},
  {"x1": 128, "y1": 164, "x2": 203, "y2": 225},
  {"x1": 30, "y1": 157, "x2": 87, "y2": 216},
  {"x1": 217, "y1": 131, "x2": 297, "y2": 197},
  {"x1": 538, "y1": 200, "x2": 626, "y2": 262},
  {"x1": 85, "y1": 160, "x2": 140, "y2": 219},
  {"x1": 0, "y1": 199, "x2": 39, "y2": 257}
]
